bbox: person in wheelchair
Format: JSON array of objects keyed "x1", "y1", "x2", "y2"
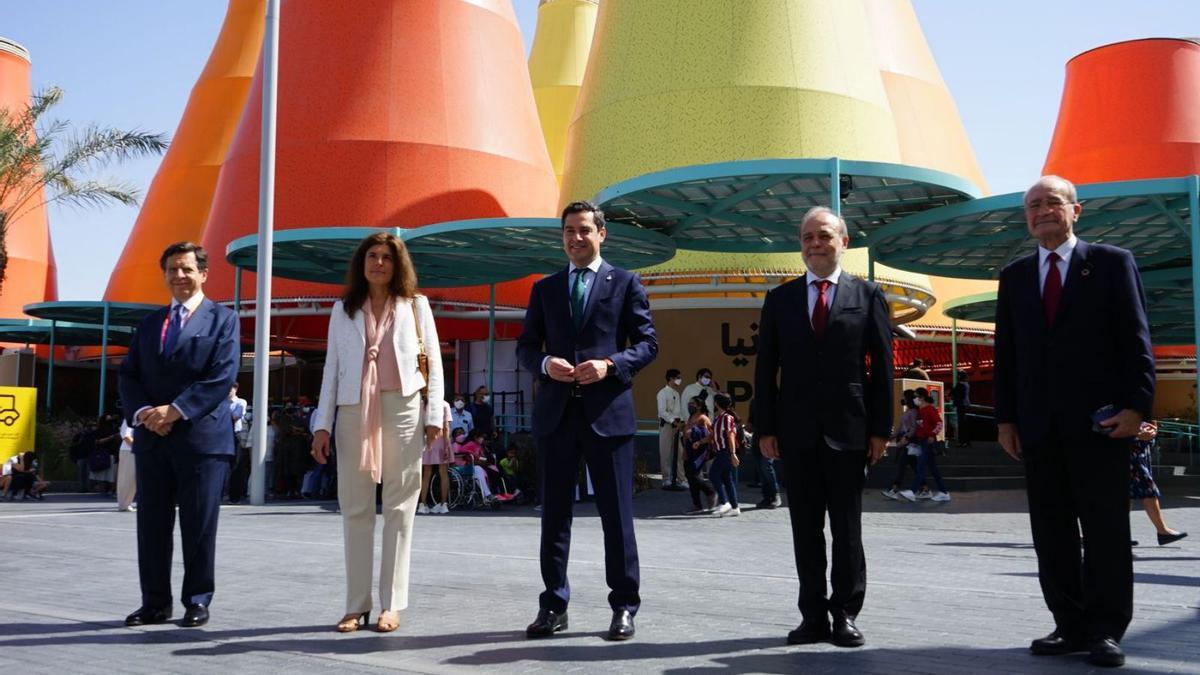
[{"x1": 454, "y1": 428, "x2": 496, "y2": 504}]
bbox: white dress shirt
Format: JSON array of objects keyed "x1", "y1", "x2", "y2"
[
  {"x1": 1037, "y1": 234, "x2": 1077, "y2": 295},
  {"x1": 806, "y1": 266, "x2": 843, "y2": 321}
]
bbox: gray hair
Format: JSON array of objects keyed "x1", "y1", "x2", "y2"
[
  {"x1": 1025, "y1": 175, "x2": 1078, "y2": 204},
  {"x1": 800, "y1": 206, "x2": 849, "y2": 239}
]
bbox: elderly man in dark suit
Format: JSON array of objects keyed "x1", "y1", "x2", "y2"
[
  {"x1": 995, "y1": 176, "x2": 1155, "y2": 668},
  {"x1": 119, "y1": 242, "x2": 240, "y2": 629},
  {"x1": 755, "y1": 206, "x2": 894, "y2": 648},
  {"x1": 517, "y1": 200, "x2": 657, "y2": 641}
]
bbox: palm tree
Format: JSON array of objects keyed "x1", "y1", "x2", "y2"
[{"x1": 0, "y1": 86, "x2": 168, "y2": 293}]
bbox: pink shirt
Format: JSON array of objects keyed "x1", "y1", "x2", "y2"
[
  {"x1": 374, "y1": 317, "x2": 402, "y2": 392},
  {"x1": 455, "y1": 440, "x2": 483, "y2": 466}
]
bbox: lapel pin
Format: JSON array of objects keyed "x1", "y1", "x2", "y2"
[
  {"x1": 1081, "y1": 268, "x2": 1090, "y2": 277},
  {"x1": 605, "y1": 273, "x2": 613, "y2": 281}
]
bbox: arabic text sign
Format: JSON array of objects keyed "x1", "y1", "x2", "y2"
[{"x1": 0, "y1": 386, "x2": 37, "y2": 465}]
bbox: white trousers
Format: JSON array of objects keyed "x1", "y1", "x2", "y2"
[
  {"x1": 116, "y1": 449, "x2": 137, "y2": 509},
  {"x1": 658, "y1": 424, "x2": 685, "y2": 484},
  {"x1": 335, "y1": 390, "x2": 424, "y2": 614}
]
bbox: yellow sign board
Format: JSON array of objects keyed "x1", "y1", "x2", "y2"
[{"x1": 0, "y1": 386, "x2": 37, "y2": 465}]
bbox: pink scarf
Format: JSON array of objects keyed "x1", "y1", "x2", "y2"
[{"x1": 359, "y1": 300, "x2": 395, "y2": 484}]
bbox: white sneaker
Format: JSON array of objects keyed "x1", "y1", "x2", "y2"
[
  {"x1": 712, "y1": 502, "x2": 733, "y2": 517},
  {"x1": 433, "y1": 503, "x2": 449, "y2": 514},
  {"x1": 417, "y1": 503, "x2": 430, "y2": 515},
  {"x1": 931, "y1": 491, "x2": 952, "y2": 502},
  {"x1": 881, "y1": 488, "x2": 899, "y2": 500},
  {"x1": 727, "y1": 507, "x2": 741, "y2": 517},
  {"x1": 676, "y1": 481, "x2": 689, "y2": 489},
  {"x1": 898, "y1": 489, "x2": 917, "y2": 502},
  {"x1": 915, "y1": 488, "x2": 934, "y2": 500}
]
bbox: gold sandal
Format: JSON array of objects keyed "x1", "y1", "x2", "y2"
[
  {"x1": 376, "y1": 610, "x2": 400, "y2": 633},
  {"x1": 335, "y1": 611, "x2": 369, "y2": 633}
]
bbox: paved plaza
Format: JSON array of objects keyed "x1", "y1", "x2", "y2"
[{"x1": 1, "y1": 486, "x2": 1197, "y2": 674}]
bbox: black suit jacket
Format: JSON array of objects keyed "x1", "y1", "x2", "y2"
[
  {"x1": 516, "y1": 261, "x2": 658, "y2": 438},
  {"x1": 754, "y1": 272, "x2": 894, "y2": 451},
  {"x1": 994, "y1": 239, "x2": 1155, "y2": 445}
]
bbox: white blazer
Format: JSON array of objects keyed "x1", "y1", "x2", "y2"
[{"x1": 313, "y1": 295, "x2": 444, "y2": 433}]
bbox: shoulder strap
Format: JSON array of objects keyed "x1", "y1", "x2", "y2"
[{"x1": 411, "y1": 295, "x2": 424, "y2": 349}]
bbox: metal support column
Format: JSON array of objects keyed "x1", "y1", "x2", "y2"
[
  {"x1": 1189, "y1": 175, "x2": 1200, "y2": 431},
  {"x1": 951, "y1": 318, "x2": 959, "y2": 388},
  {"x1": 46, "y1": 320, "x2": 56, "y2": 414},
  {"x1": 250, "y1": 0, "x2": 280, "y2": 506},
  {"x1": 98, "y1": 302, "x2": 110, "y2": 417},
  {"x1": 487, "y1": 283, "x2": 496, "y2": 398}
]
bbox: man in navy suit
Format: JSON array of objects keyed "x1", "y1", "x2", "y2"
[
  {"x1": 755, "y1": 207, "x2": 893, "y2": 648},
  {"x1": 517, "y1": 201, "x2": 657, "y2": 641},
  {"x1": 119, "y1": 242, "x2": 240, "y2": 629},
  {"x1": 995, "y1": 176, "x2": 1155, "y2": 668}
]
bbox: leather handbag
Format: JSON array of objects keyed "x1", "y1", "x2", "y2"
[{"x1": 411, "y1": 296, "x2": 430, "y2": 399}]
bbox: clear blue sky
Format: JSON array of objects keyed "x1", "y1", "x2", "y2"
[{"x1": 3, "y1": 1, "x2": 1197, "y2": 302}]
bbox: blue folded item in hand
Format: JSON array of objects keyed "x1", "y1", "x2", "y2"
[{"x1": 1091, "y1": 404, "x2": 1118, "y2": 434}]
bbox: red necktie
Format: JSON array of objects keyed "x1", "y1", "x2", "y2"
[
  {"x1": 1043, "y1": 251, "x2": 1062, "y2": 325},
  {"x1": 812, "y1": 279, "x2": 831, "y2": 341}
]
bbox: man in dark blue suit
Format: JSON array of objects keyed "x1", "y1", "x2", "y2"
[
  {"x1": 517, "y1": 201, "x2": 657, "y2": 641},
  {"x1": 995, "y1": 176, "x2": 1155, "y2": 668},
  {"x1": 119, "y1": 242, "x2": 240, "y2": 629},
  {"x1": 755, "y1": 207, "x2": 893, "y2": 648}
]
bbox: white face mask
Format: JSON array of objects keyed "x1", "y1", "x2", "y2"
[
  {"x1": 481, "y1": 395, "x2": 490, "y2": 404},
  {"x1": 700, "y1": 376, "x2": 712, "y2": 386},
  {"x1": 673, "y1": 378, "x2": 682, "y2": 386},
  {"x1": 454, "y1": 400, "x2": 465, "y2": 410}
]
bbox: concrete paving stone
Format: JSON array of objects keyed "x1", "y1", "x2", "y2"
[{"x1": 1, "y1": 488, "x2": 1197, "y2": 674}]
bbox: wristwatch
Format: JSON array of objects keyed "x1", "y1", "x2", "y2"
[{"x1": 603, "y1": 358, "x2": 615, "y2": 377}]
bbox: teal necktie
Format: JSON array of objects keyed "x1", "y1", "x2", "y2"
[{"x1": 571, "y1": 268, "x2": 587, "y2": 330}]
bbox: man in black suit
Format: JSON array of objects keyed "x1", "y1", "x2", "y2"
[
  {"x1": 517, "y1": 201, "x2": 658, "y2": 641},
  {"x1": 119, "y1": 242, "x2": 240, "y2": 629},
  {"x1": 995, "y1": 176, "x2": 1155, "y2": 668},
  {"x1": 754, "y1": 207, "x2": 893, "y2": 647}
]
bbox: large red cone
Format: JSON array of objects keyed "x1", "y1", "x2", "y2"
[{"x1": 200, "y1": 0, "x2": 558, "y2": 343}]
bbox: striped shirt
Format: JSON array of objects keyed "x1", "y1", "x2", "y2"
[{"x1": 714, "y1": 411, "x2": 738, "y2": 453}]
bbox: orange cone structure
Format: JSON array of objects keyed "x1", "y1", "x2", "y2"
[
  {"x1": 1044, "y1": 38, "x2": 1200, "y2": 182},
  {"x1": 200, "y1": 0, "x2": 558, "y2": 326},
  {"x1": 0, "y1": 38, "x2": 57, "y2": 318},
  {"x1": 104, "y1": 0, "x2": 266, "y2": 303}
]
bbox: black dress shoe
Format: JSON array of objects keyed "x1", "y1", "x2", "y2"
[
  {"x1": 1030, "y1": 629, "x2": 1087, "y2": 655},
  {"x1": 830, "y1": 617, "x2": 865, "y2": 648},
  {"x1": 125, "y1": 606, "x2": 172, "y2": 626},
  {"x1": 1086, "y1": 637, "x2": 1125, "y2": 667},
  {"x1": 786, "y1": 620, "x2": 831, "y2": 645},
  {"x1": 525, "y1": 609, "x2": 568, "y2": 638},
  {"x1": 181, "y1": 604, "x2": 209, "y2": 628},
  {"x1": 607, "y1": 609, "x2": 635, "y2": 641},
  {"x1": 1158, "y1": 531, "x2": 1188, "y2": 546}
]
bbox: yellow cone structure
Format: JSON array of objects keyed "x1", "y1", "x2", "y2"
[
  {"x1": 559, "y1": 0, "x2": 902, "y2": 205},
  {"x1": 863, "y1": 0, "x2": 994, "y2": 332},
  {"x1": 864, "y1": 0, "x2": 988, "y2": 194},
  {"x1": 104, "y1": 0, "x2": 266, "y2": 303},
  {"x1": 528, "y1": 0, "x2": 599, "y2": 188}
]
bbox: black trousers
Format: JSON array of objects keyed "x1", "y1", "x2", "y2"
[
  {"x1": 537, "y1": 400, "x2": 640, "y2": 615},
  {"x1": 227, "y1": 444, "x2": 251, "y2": 503},
  {"x1": 1023, "y1": 431, "x2": 1132, "y2": 641},
  {"x1": 135, "y1": 447, "x2": 231, "y2": 609},
  {"x1": 783, "y1": 440, "x2": 867, "y2": 621},
  {"x1": 683, "y1": 456, "x2": 715, "y2": 509}
]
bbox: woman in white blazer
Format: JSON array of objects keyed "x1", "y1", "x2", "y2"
[{"x1": 311, "y1": 232, "x2": 443, "y2": 633}]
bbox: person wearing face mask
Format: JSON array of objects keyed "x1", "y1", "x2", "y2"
[
  {"x1": 451, "y1": 395, "x2": 474, "y2": 436},
  {"x1": 656, "y1": 369, "x2": 687, "y2": 489},
  {"x1": 467, "y1": 386, "x2": 494, "y2": 439},
  {"x1": 681, "y1": 368, "x2": 718, "y2": 419}
]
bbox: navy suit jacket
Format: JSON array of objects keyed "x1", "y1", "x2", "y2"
[
  {"x1": 119, "y1": 297, "x2": 241, "y2": 456},
  {"x1": 517, "y1": 260, "x2": 658, "y2": 438},
  {"x1": 754, "y1": 273, "x2": 894, "y2": 452},
  {"x1": 994, "y1": 239, "x2": 1155, "y2": 445}
]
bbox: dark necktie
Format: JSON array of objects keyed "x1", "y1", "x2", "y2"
[
  {"x1": 162, "y1": 304, "x2": 183, "y2": 355},
  {"x1": 811, "y1": 279, "x2": 831, "y2": 341},
  {"x1": 1043, "y1": 251, "x2": 1062, "y2": 325},
  {"x1": 571, "y1": 268, "x2": 588, "y2": 330}
]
